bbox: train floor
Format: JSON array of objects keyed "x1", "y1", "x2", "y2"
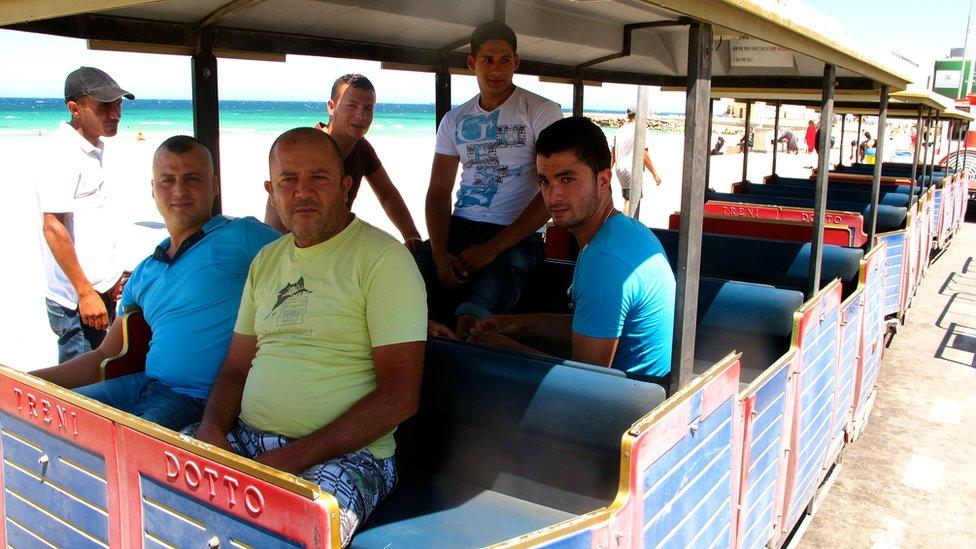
[{"x1": 799, "y1": 222, "x2": 976, "y2": 548}]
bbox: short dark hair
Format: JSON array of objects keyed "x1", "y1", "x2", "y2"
[
  {"x1": 470, "y1": 21, "x2": 517, "y2": 56},
  {"x1": 269, "y1": 127, "x2": 345, "y2": 178},
  {"x1": 156, "y1": 135, "x2": 213, "y2": 170},
  {"x1": 535, "y1": 116, "x2": 610, "y2": 176},
  {"x1": 330, "y1": 74, "x2": 375, "y2": 101}
]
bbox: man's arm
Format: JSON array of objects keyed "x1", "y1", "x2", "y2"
[
  {"x1": 365, "y1": 167, "x2": 422, "y2": 250},
  {"x1": 42, "y1": 212, "x2": 108, "y2": 329},
  {"x1": 251, "y1": 341, "x2": 424, "y2": 474},
  {"x1": 194, "y1": 333, "x2": 257, "y2": 453},
  {"x1": 571, "y1": 332, "x2": 620, "y2": 367},
  {"x1": 426, "y1": 153, "x2": 466, "y2": 288},
  {"x1": 458, "y1": 194, "x2": 550, "y2": 272},
  {"x1": 32, "y1": 315, "x2": 125, "y2": 388},
  {"x1": 643, "y1": 150, "x2": 662, "y2": 185}
]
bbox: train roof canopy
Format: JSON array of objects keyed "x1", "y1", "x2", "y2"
[{"x1": 3, "y1": 0, "x2": 912, "y2": 90}]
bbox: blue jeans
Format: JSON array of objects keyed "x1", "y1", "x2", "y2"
[
  {"x1": 46, "y1": 295, "x2": 116, "y2": 363},
  {"x1": 414, "y1": 216, "x2": 545, "y2": 321},
  {"x1": 183, "y1": 420, "x2": 396, "y2": 547},
  {"x1": 75, "y1": 373, "x2": 206, "y2": 431}
]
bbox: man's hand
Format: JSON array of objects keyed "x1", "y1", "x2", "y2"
[
  {"x1": 467, "y1": 330, "x2": 524, "y2": 350},
  {"x1": 78, "y1": 290, "x2": 109, "y2": 330},
  {"x1": 653, "y1": 174, "x2": 663, "y2": 186},
  {"x1": 470, "y1": 315, "x2": 524, "y2": 339},
  {"x1": 255, "y1": 447, "x2": 303, "y2": 475},
  {"x1": 433, "y1": 249, "x2": 468, "y2": 289},
  {"x1": 459, "y1": 242, "x2": 500, "y2": 273},
  {"x1": 404, "y1": 236, "x2": 423, "y2": 253},
  {"x1": 193, "y1": 423, "x2": 235, "y2": 454},
  {"x1": 427, "y1": 319, "x2": 458, "y2": 339}
]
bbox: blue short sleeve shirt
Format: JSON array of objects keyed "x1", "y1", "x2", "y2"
[
  {"x1": 571, "y1": 214, "x2": 676, "y2": 378},
  {"x1": 118, "y1": 216, "x2": 281, "y2": 399}
]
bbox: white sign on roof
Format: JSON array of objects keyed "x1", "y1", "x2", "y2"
[{"x1": 730, "y1": 38, "x2": 795, "y2": 68}]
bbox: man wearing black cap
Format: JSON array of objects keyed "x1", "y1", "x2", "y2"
[{"x1": 38, "y1": 67, "x2": 134, "y2": 362}]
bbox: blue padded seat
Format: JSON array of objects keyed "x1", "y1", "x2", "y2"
[
  {"x1": 707, "y1": 190, "x2": 907, "y2": 233},
  {"x1": 737, "y1": 181, "x2": 910, "y2": 207},
  {"x1": 767, "y1": 175, "x2": 917, "y2": 196},
  {"x1": 652, "y1": 229, "x2": 863, "y2": 298},
  {"x1": 354, "y1": 339, "x2": 667, "y2": 548}
]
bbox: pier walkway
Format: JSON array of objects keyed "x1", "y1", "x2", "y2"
[{"x1": 800, "y1": 222, "x2": 976, "y2": 548}]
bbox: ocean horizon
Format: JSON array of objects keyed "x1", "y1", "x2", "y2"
[{"x1": 0, "y1": 97, "x2": 662, "y2": 139}]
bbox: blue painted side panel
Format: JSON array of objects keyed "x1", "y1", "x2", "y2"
[
  {"x1": 139, "y1": 476, "x2": 301, "y2": 548},
  {"x1": 0, "y1": 411, "x2": 109, "y2": 547},
  {"x1": 859, "y1": 258, "x2": 886, "y2": 411},
  {"x1": 539, "y1": 529, "x2": 592, "y2": 549},
  {"x1": 739, "y1": 365, "x2": 790, "y2": 549},
  {"x1": 642, "y1": 397, "x2": 734, "y2": 549},
  {"x1": 789, "y1": 305, "x2": 840, "y2": 526},
  {"x1": 834, "y1": 297, "x2": 862, "y2": 441},
  {"x1": 932, "y1": 190, "x2": 942, "y2": 233},
  {"x1": 879, "y1": 233, "x2": 904, "y2": 316}
]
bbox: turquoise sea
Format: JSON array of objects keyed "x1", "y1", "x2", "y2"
[{"x1": 0, "y1": 98, "x2": 626, "y2": 138}]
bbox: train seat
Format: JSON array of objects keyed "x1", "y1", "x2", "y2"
[
  {"x1": 354, "y1": 338, "x2": 666, "y2": 548},
  {"x1": 706, "y1": 191, "x2": 908, "y2": 232},
  {"x1": 735, "y1": 181, "x2": 911, "y2": 207}
]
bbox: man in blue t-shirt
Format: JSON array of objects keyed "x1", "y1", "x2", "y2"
[
  {"x1": 32, "y1": 136, "x2": 280, "y2": 430},
  {"x1": 470, "y1": 117, "x2": 675, "y2": 379}
]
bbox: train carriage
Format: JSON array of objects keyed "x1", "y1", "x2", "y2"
[{"x1": 0, "y1": 1, "x2": 930, "y2": 547}]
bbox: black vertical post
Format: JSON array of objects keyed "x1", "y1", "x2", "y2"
[
  {"x1": 772, "y1": 101, "x2": 781, "y2": 176},
  {"x1": 856, "y1": 115, "x2": 863, "y2": 162},
  {"x1": 867, "y1": 85, "x2": 889, "y2": 250},
  {"x1": 929, "y1": 113, "x2": 941, "y2": 188},
  {"x1": 919, "y1": 109, "x2": 933, "y2": 194},
  {"x1": 193, "y1": 29, "x2": 221, "y2": 213},
  {"x1": 838, "y1": 113, "x2": 846, "y2": 166},
  {"x1": 706, "y1": 98, "x2": 714, "y2": 187},
  {"x1": 670, "y1": 22, "x2": 712, "y2": 395},
  {"x1": 808, "y1": 64, "x2": 835, "y2": 298},
  {"x1": 572, "y1": 79, "x2": 584, "y2": 117},
  {"x1": 435, "y1": 63, "x2": 451, "y2": 128},
  {"x1": 741, "y1": 100, "x2": 751, "y2": 182},
  {"x1": 909, "y1": 107, "x2": 923, "y2": 195}
]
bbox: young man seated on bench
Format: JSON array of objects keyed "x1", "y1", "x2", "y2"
[
  {"x1": 32, "y1": 136, "x2": 280, "y2": 430},
  {"x1": 469, "y1": 117, "x2": 676, "y2": 382},
  {"x1": 189, "y1": 128, "x2": 426, "y2": 547}
]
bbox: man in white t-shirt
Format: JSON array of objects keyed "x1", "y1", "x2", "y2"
[
  {"x1": 416, "y1": 21, "x2": 563, "y2": 337},
  {"x1": 611, "y1": 107, "x2": 662, "y2": 218},
  {"x1": 37, "y1": 67, "x2": 133, "y2": 362}
]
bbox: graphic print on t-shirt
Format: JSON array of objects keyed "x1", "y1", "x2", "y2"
[
  {"x1": 266, "y1": 276, "x2": 312, "y2": 325},
  {"x1": 454, "y1": 110, "x2": 527, "y2": 209}
]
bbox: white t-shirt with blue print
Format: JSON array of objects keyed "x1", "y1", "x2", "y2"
[
  {"x1": 572, "y1": 214, "x2": 676, "y2": 378},
  {"x1": 435, "y1": 87, "x2": 563, "y2": 226}
]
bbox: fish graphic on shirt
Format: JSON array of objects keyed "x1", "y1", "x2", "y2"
[{"x1": 266, "y1": 276, "x2": 312, "y2": 319}]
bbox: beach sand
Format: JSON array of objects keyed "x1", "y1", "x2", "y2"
[{"x1": 0, "y1": 126, "x2": 859, "y2": 370}]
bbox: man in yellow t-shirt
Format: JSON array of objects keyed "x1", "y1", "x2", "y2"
[{"x1": 192, "y1": 127, "x2": 426, "y2": 547}]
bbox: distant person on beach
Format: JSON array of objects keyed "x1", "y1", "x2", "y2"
[
  {"x1": 610, "y1": 105, "x2": 663, "y2": 219},
  {"x1": 33, "y1": 136, "x2": 280, "y2": 430},
  {"x1": 805, "y1": 119, "x2": 817, "y2": 153},
  {"x1": 775, "y1": 130, "x2": 799, "y2": 154},
  {"x1": 38, "y1": 67, "x2": 135, "y2": 362},
  {"x1": 710, "y1": 136, "x2": 725, "y2": 155},
  {"x1": 264, "y1": 74, "x2": 422, "y2": 250},
  {"x1": 469, "y1": 117, "x2": 675, "y2": 382},
  {"x1": 191, "y1": 128, "x2": 426, "y2": 546},
  {"x1": 415, "y1": 21, "x2": 563, "y2": 338},
  {"x1": 857, "y1": 131, "x2": 872, "y2": 163}
]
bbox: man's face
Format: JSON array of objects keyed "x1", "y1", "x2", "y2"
[
  {"x1": 151, "y1": 147, "x2": 217, "y2": 233},
  {"x1": 69, "y1": 96, "x2": 122, "y2": 139},
  {"x1": 537, "y1": 151, "x2": 608, "y2": 229},
  {"x1": 467, "y1": 39, "x2": 519, "y2": 96},
  {"x1": 328, "y1": 83, "x2": 376, "y2": 141},
  {"x1": 266, "y1": 138, "x2": 351, "y2": 246}
]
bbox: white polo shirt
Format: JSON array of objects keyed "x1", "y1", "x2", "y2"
[{"x1": 37, "y1": 122, "x2": 121, "y2": 309}]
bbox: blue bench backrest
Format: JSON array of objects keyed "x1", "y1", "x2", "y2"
[
  {"x1": 394, "y1": 339, "x2": 667, "y2": 513},
  {"x1": 738, "y1": 181, "x2": 910, "y2": 207},
  {"x1": 707, "y1": 190, "x2": 907, "y2": 232},
  {"x1": 767, "y1": 175, "x2": 916, "y2": 195}
]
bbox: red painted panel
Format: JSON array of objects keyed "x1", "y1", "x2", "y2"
[
  {"x1": 116, "y1": 426, "x2": 336, "y2": 548},
  {"x1": 0, "y1": 376, "x2": 123, "y2": 547}
]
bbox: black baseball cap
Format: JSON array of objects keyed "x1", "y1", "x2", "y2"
[{"x1": 64, "y1": 67, "x2": 135, "y2": 103}]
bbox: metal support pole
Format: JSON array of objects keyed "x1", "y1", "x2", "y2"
[
  {"x1": 572, "y1": 79, "x2": 584, "y2": 117},
  {"x1": 627, "y1": 86, "x2": 650, "y2": 217},
  {"x1": 838, "y1": 112, "x2": 846, "y2": 166},
  {"x1": 670, "y1": 22, "x2": 712, "y2": 395},
  {"x1": 435, "y1": 63, "x2": 451, "y2": 128},
  {"x1": 741, "y1": 100, "x2": 751, "y2": 182},
  {"x1": 909, "y1": 107, "x2": 923, "y2": 195},
  {"x1": 706, "y1": 98, "x2": 714, "y2": 186},
  {"x1": 772, "y1": 101, "x2": 781, "y2": 176},
  {"x1": 192, "y1": 29, "x2": 221, "y2": 214},
  {"x1": 808, "y1": 63, "x2": 836, "y2": 298},
  {"x1": 920, "y1": 109, "x2": 933, "y2": 192},
  {"x1": 867, "y1": 85, "x2": 889, "y2": 250},
  {"x1": 494, "y1": 0, "x2": 506, "y2": 22},
  {"x1": 856, "y1": 115, "x2": 863, "y2": 162}
]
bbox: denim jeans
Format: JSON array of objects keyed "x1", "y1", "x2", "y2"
[
  {"x1": 45, "y1": 294, "x2": 116, "y2": 363},
  {"x1": 183, "y1": 420, "x2": 396, "y2": 547},
  {"x1": 75, "y1": 372, "x2": 206, "y2": 431},
  {"x1": 414, "y1": 216, "x2": 545, "y2": 322}
]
